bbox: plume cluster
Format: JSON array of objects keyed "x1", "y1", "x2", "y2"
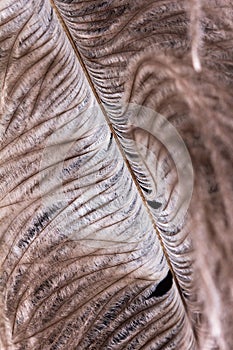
[
  {"x1": 0, "y1": 1, "x2": 232, "y2": 349},
  {"x1": 125, "y1": 1, "x2": 233, "y2": 348}
]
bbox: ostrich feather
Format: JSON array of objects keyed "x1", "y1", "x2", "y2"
[{"x1": 0, "y1": 1, "x2": 232, "y2": 349}]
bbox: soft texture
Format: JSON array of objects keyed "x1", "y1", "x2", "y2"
[{"x1": 0, "y1": 1, "x2": 232, "y2": 349}]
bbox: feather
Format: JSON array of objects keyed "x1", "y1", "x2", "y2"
[{"x1": 0, "y1": 1, "x2": 233, "y2": 349}]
